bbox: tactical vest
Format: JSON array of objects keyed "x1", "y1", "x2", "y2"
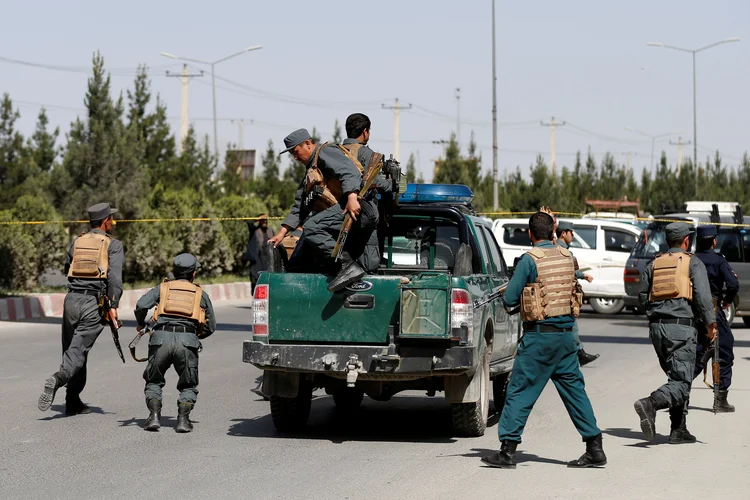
[
  {"x1": 304, "y1": 143, "x2": 364, "y2": 213},
  {"x1": 649, "y1": 252, "x2": 693, "y2": 302},
  {"x1": 152, "y1": 279, "x2": 206, "y2": 325},
  {"x1": 341, "y1": 143, "x2": 385, "y2": 174},
  {"x1": 67, "y1": 231, "x2": 112, "y2": 279},
  {"x1": 521, "y1": 246, "x2": 579, "y2": 321}
]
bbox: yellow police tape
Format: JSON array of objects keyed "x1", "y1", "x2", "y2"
[{"x1": 1, "y1": 212, "x2": 747, "y2": 228}]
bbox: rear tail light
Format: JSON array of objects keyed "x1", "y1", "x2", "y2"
[
  {"x1": 451, "y1": 288, "x2": 473, "y2": 345},
  {"x1": 253, "y1": 284, "x2": 269, "y2": 336},
  {"x1": 623, "y1": 268, "x2": 640, "y2": 284}
]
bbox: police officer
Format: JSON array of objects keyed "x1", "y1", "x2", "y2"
[
  {"x1": 244, "y1": 214, "x2": 275, "y2": 291},
  {"x1": 555, "y1": 221, "x2": 600, "y2": 366},
  {"x1": 134, "y1": 254, "x2": 216, "y2": 433},
  {"x1": 268, "y1": 128, "x2": 377, "y2": 292},
  {"x1": 38, "y1": 203, "x2": 124, "y2": 416},
  {"x1": 482, "y1": 212, "x2": 606, "y2": 469},
  {"x1": 692, "y1": 225, "x2": 738, "y2": 412},
  {"x1": 634, "y1": 222, "x2": 716, "y2": 444}
]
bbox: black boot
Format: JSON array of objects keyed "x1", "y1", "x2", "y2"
[
  {"x1": 634, "y1": 395, "x2": 667, "y2": 441},
  {"x1": 577, "y1": 349, "x2": 600, "y2": 367},
  {"x1": 144, "y1": 399, "x2": 162, "y2": 431},
  {"x1": 714, "y1": 390, "x2": 735, "y2": 413},
  {"x1": 568, "y1": 433, "x2": 607, "y2": 468},
  {"x1": 668, "y1": 405, "x2": 696, "y2": 444},
  {"x1": 481, "y1": 440, "x2": 518, "y2": 469},
  {"x1": 38, "y1": 373, "x2": 62, "y2": 412},
  {"x1": 327, "y1": 252, "x2": 365, "y2": 293},
  {"x1": 65, "y1": 397, "x2": 92, "y2": 416},
  {"x1": 175, "y1": 403, "x2": 194, "y2": 433}
]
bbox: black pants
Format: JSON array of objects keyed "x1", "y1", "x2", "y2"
[{"x1": 693, "y1": 309, "x2": 734, "y2": 390}]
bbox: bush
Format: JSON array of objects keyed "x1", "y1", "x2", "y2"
[{"x1": 214, "y1": 194, "x2": 268, "y2": 272}]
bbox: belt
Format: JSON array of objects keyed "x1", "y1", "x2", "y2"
[
  {"x1": 155, "y1": 325, "x2": 197, "y2": 333},
  {"x1": 523, "y1": 323, "x2": 571, "y2": 333},
  {"x1": 69, "y1": 289, "x2": 101, "y2": 297},
  {"x1": 650, "y1": 318, "x2": 694, "y2": 327}
]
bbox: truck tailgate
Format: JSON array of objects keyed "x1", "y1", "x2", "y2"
[{"x1": 267, "y1": 273, "x2": 402, "y2": 344}]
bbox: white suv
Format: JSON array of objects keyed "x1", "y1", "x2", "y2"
[{"x1": 491, "y1": 218, "x2": 642, "y2": 314}]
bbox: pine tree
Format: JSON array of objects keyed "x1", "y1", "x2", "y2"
[
  {"x1": 30, "y1": 107, "x2": 58, "y2": 173},
  {"x1": 0, "y1": 93, "x2": 27, "y2": 208},
  {"x1": 405, "y1": 152, "x2": 417, "y2": 183},
  {"x1": 332, "y1": 119, "x2": 342, "y2": 143}
]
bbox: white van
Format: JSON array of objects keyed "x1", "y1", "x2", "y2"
[{"x1": 491, "y1": 218, "x2": 642, "y2": 314}]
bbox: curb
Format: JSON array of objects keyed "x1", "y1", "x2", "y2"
[{"x1": 0, "y1": 282, "x2": 253, "y2": 321}]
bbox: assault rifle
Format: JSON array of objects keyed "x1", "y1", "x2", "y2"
[
  {"x1": 102, "y1": 296, "x2": 125, "y2": 363},
  {"x1": 473, "y1": 283, "x2": 508, "y2": 309},
  {"x1": 332, "y1": 157, "x2": 384, "y2": 262},
  {"x1": 700, "y1": 325, "x2": 721, "y2": 413}
]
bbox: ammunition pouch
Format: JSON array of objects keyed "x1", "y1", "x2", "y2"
[
  {"x1": 572, "y1": 282, "x2": 583, "y2": 318},
  {"x1": 521, "y1": 283, "x2": 546, "y2": 322}
]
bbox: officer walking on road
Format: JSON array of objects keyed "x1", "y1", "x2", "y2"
[
  {"x1": 692, "y1": 225, "x2": 738, "y2": 412},
  {"x1": 38, "y1": 203, "x2": 124, "y2": 416},
  {"x1": 482, "y1": 212, "x2": 606, "y2": 469},
  {"x1": 134, "y1": 254, "x2": 216, "y2": 433},
  {"x1": 268, "y1": 128, "x2": 377, "y2": 292},
  {"x1": 556, "y1": 221, "x2": 600, "y2": 366},
  {"x1": 634, "y1": 222, "x2": 716, "y2": 444}
]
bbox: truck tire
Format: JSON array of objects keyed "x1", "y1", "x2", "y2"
[
  {"x1": 492, "y1": 372, "x2": 510, "y2": 414},
  {"x1": 270, "y1": 377, "x2": 313, "y2": 432},
  {"x1": 589, "y1": 298, "x2": 625, "y2": 315},
  {"x1": 332, "y1": 388, "x2": 364, "y2": 411},
  {"x1": 451, "y1": 344, "x2": 490, "y2": 437}
]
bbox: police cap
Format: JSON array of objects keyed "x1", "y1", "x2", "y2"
[
  {"x1": 697, "y1": 226, "x2": 717, "y2": 239},
  {"x1": 280, "y1": 128, "x2": 312, "y2": 155},
  {"x1": 87, "y1": 202, "x2": 118, "y2": 222},
  {"x1": 557, "y1": 221, "x2": 574, "y2": 232},
  {"x1": 173, "y1": 253, "x2": 201, "y2": 278},
  {"x1": 665, "y1": 222, "x2": 693, "y2": 242}
]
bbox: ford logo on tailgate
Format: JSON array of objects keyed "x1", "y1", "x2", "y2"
[{"x1": 346, "y1": 280, "x2": 373, "y2": 292}]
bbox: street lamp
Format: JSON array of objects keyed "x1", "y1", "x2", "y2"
[
  {"x1": 624, "y1": 127, "x2": 680, "y2": 174},
  {"x1": 647, "y1": 37, "x2": 740, "y2": 189},
  {"x1": 161, "y1": 45, "x2": 263, "y2": 156}
]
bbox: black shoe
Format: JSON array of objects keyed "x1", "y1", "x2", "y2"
[
  {"x1": 714, "y1": 390, "x2": 735, "y2": 413},
  {"x1": 481, "y1": 440, "x2": 518, "y2": 469},
  {"x1": 38, "y1": 374, "x2": 60, "y2": 412},
  {"x1": 65, "y1": 399, "x2": 92, "y2": 416},
  {"x1": 577, "y1": 350, "x2": 600, "y2": 367},
  {"x1": 327, "y1": 253, "x2": 365, "y2": 293},
  {"x1": 144, "y1": 399, "x2": 162, "y2": 431},
  {"x1": 668, "y1": 426, "x2": 697, "y2": 444},
  {"x1": 568, "y1": 433, "x2": 607, "y2": 468},
  {"x1": 634, "y1": 397, "x2": 657, "y2": 441},
  {"x1": 175, "y1": 403, "x2": 194, "y2": 433}
]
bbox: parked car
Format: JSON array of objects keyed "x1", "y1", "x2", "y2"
[
  {"x1": 624, "y1": 204, "x2": 750, "y2": 324},
  {"x1": 492, "y1": 218, "x2": 642, "y2": 314}
]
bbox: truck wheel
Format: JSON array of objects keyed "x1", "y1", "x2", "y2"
[
  {"x1": 589, "y1": 298, "x2": 625, "y2": 315},
  {"x1": 492, "y1": 372, "x2": 510, "y2": 414},
  {"x1": 451, "y1": 344, "x2": 490, "y2": 437},
  {"x1": 270, "y1": 377, "x2": 313, "y2": 432},
  {"x1": 332, "y1": 388, "x2": 364, "y2": 411}
]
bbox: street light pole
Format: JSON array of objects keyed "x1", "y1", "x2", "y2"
[
  {"x1": 161, "y1": 45, "x2": 263, "y2": 157},
  {"x1": 491, "y1": 0, "x2": 499, "y2": 211},
  {"x1": 647, "y1": 37, "x2": 740, "y2": 192}
]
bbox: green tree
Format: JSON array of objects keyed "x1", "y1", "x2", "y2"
[
  {"x1": 405, "y1": 152, "x2": 417, "y2": 183},
  {"x1": 30, "y1": 107, "x2": 58, "y2": 173},
  {"x1": 0, "y1": 94, "x2": 28, "y2": 208},
  {"x1": 332, "y1": 119, "x2": 342, "y2": 143}
]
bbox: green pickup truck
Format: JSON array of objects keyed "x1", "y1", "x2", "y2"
[{"x1": 243, "y1": 184, "x2": 520, "y2": 436}]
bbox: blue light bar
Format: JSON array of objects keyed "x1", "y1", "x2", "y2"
[{"x1": 399, "y1": 184, "x2": 474, "y2": 204}]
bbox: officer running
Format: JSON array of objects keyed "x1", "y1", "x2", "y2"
[
  {"x1": 555, "y1": 221, "x2": 600, "y2": 366},
  {"x1": 38, "y1": 203, "x2": 124, "y2": 416},
  {"x1": 634, "y1": 222, "x2": 716, "y2": 444},
  {"x1": 692, "y1": 225, "x2": 738, "y2": 412},
  {"x1": 268, "y1": 128, "x2": 377, "y2": 292},
  {"x1": 482, "y1": 212, "x2": 606, "y2": 469},
  {"x1": 134, "y1": 254, "x2": 216, "y2": 433}
]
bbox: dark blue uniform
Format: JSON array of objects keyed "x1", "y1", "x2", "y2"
[{"x1": 693, "y1": 246, "x2": 739, "y2": 390}]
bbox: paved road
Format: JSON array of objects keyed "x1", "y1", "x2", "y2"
[{"x1": 2, "y1": 303, "x2": 749, "y2": 500}]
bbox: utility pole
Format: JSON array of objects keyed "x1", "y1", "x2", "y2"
[
  {"x1": 165, "y1": 64, "x2": 204, "y2": 150},
  {"x1": 619, "y1": 151, "x2": 638, "y2": 170},
  {"x1": 231, "y1": 119, "x2": 254, "y2": 150},
  {"x1": 670, "y1": 136, "x2": 692, "y2": 174},
  {"x1": 540, "y1": 116, "x2": 566, "y2": 175},
  {"x1": 455, "y1": 87, "x2": 461, "y2": 148},
  {"x1": 382, "y1": 98, "x2": 412, "y2": 161},
  {"x1": 491, "y1": 0, "x2": 499, "y2": 210}
]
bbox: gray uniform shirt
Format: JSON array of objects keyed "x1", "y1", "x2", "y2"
[
  {"x1": 65, "y1": 228, "x2": 124, "y2": 308},
  {"x1": 281, "y1": 143, "x2": 362, "y2": 230},
  {"x1": 134, "y1": 280, "x2": 217, "y2": 339},
  {"x1": 341, "y1": 138, "x2": 392, "y2": 193},
  {"x1": 638, "y1": 247, "x2": 716, "y2": 324}
]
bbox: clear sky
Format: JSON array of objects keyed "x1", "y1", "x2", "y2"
[{"x1": 1, "y1": 0, "x2": 748, "y2": 181}]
